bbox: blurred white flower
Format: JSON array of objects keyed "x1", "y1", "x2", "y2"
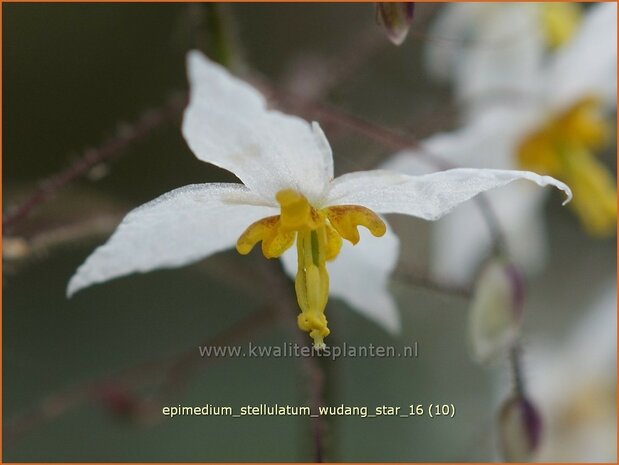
[
  {"x1": 385, "y1": 2, "x2": 616, "y2": 285},
  {"x1": 67, "y1": 51, "x2": 571, "y2": 345},
  {"x1": 528, "y1": 279, "x2": 617, "y2": 461},
  {"x1": 425, "y1": 2, "x2": 582, "y2": 113}
]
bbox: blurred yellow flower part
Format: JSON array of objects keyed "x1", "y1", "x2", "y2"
[
  {"x1": 540, "y1": 2, "x2": 582, "y2": 49},
  {"x1": 518, "y1": 98, "x2": 616, "y2": 236}
]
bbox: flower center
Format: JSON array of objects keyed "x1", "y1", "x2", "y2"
[
  {"x1": 517, "y1": 97, "x2": 616, "y2": 236},
  {"x1": 236, "y1": 189, "x2": 386, "y2": 347}
]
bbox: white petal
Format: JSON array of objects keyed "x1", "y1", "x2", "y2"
[
  {"x1": 564, "y1": 278, "x2": 617, "y2": 377},
  {"x1": 382, "y1": 150, "x2": 437, "y2": 176},
  {"x1": 382, "y1": 104, "x2": 538, "y2": 174},
  {"x1": 529, "y1": 278, "x2": 617, "y2": 461},
  {"x1": 182, "y1": 51, "x2": 334, "y2": 203},
  {"x1": 546, "y1": 2, "x2": 617, "y2": 110},
  {"x1": 67, "y1": 183, "x2": 277, "y2": 297},
  {"x1": 426, "y1": 3, "x2": 544, "y2": 103},
  {"x1": 431, "y1": 184, "x2": 548, "y2": 285},
  {"x1": 425, "y1": 3, "x2": 479, "y2": 83},
  {"x1": 325, "y1": 168, "x2": 571, "y2": 221},
  {"x1": 381, "y1": 111, "x2": 551, "y2": 284},
  {"x1": 280, "y1": 225, "x2": 401, "y2": 334},
  {"x1": 459, "y1": 4, "x2": 544, "y2": 104}
]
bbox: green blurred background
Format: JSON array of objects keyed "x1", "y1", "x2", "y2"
[{"x1": 3, "y1": 3, "x2": 616, "y2": 462}]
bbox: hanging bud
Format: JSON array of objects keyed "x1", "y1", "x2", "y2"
[
  {"x1": 498, "y1": 394, "x2": 542, "y2": 461},
  {"x1": 375, "y1": 3, "x2": 415, "y2": 45},
  {"x1": 468, "y1": 258, "x2": 524, "y2": 363}
]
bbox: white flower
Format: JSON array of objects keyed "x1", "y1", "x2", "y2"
[
  {"x1": 68, "y1": 51, "x2": 571, "y2": 346},
  {"x1": 425, "y1": 2, "x2": 583, "y2": 115},
  {"x1": 528, "y1": 278, "x2": 617, "y2": 461},
  {"x1": 385, "y1": 3, "x2": 616, "y2": 285}
]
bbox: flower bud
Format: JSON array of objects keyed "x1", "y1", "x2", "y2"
[
  {"x1": 498, "y1": 394, "x2": 542, "y2": 461},
  {"x1": 375, "y1": 3, "x2": 415, "y2": 45},
  {"x1": 468, "y1": 258, "x2": 524, "y2": 363}
]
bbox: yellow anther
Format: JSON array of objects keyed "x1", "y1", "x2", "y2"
[
  {"x1": 262, "y1": 229, "x2": 296, "y2": 259},
  {"x1": 276, "y1": 189, "x2": 320, "y2": 231},
  {"x1": 324, "y1": 223, "x2": 343, "y2": 261},
  {"x1": 236, "y1": 216, "x2": 295, "y2": 258},
  {"x1": 325, "y1": 205, "x2": 387, "y2": 245},
  {"x1": 235, "y1": 189, "x2": 386, "y2": 345},
  {"x1": 561, "y1": 146, "x2": 617, "y2": 237},
  {"x1": 236, "y1": 216, "x2": 279, "y2": 255},
  {"x1": 517, "y1": 97, "x2": 616, "y2": 236},
  {"x1": 561, "y1": 98, "x2": 609, "y2": 149},
  {"x1": 518, "y1": 130, "x2": 562, "y2": 174},
  {"x1": 540, "y1": 2, "x2": 582, "y2": 49}
]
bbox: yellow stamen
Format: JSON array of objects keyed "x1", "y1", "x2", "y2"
[
  {"x1": 324, "y1": 223, "x2": 343, "y2": 261},
  {"x1": 277, "y1": 189, "x2": 320, "y2": 231},
  {"x1": 539, "y1": 2, "x2": 582, "y2": 49},
  {"x1": 560, "y1": 145, "x2": 617, "y2": 236},
  {"x1": 517, "y1": 97, "x2": 616, "y2": 236},
  {"x1": 295, "y1": 228, "x2": 330, "y2": 348},
  {"x1": 235, "y1": 189, "x2": 386, "y2": 346},
  {"x1": 236, "y1": 216, "x2": 295, "y2": 258},
  {"x1": 325, "y1": 205, "x2": 387, "y2": 245},
  {"x1": 561, "y1": 98, "x2": 609, "y2": 149}
]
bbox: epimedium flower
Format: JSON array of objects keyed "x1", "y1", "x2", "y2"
[
  {"x1": 425, "y1": 2, "x2": 583, "y2": 112},
  {"x1": 385, "y1": 3, "x2": 615, "y2": 285},
  {"x1": 67, "y1": 51, "x2": 572, "y2": 347}
]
